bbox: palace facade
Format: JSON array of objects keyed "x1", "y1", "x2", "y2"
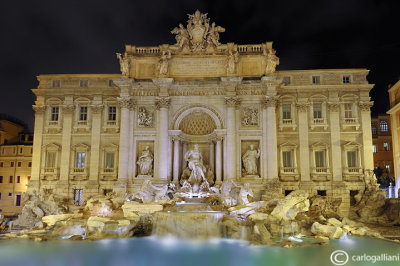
[{"x1": 29, "y1": 11, "x2": 374, "y2": 213}]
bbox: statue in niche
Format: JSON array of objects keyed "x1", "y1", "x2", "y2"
[
  {"x1": 242, "y1": 107, "x2": 258, "y2": 126},
  {"x1": 264, "y1": 48, "x2": 279, "y2": 74},
  {"x1": 184, "y1": 144, "x2": 208, "y2": 193},
  {"x1": 137, "y1": 107, "x2": 153, "y2": 127},
  {"x1": 158, "y1": 50, "x2": 171, "y2": 76},
  {"x1": 171, "y1": 24, "x2": 190, "y2": 50},
  {"x1": 116, "y1": 53, "x2": 130, "y2": 77},
  {"x1": 226, "y1": 49, "x2": 239, "y2": 75},
  {"x1": 242, "y1": 144, "x2": 260, "y2": 176},
  {"x1": 137, "y1": 146, "x2": 153, "y2": 176}
]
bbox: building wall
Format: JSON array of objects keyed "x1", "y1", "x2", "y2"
[
  {"x1": 0, "y1": 124, "x2": 33, "y2": 217},
  {"x1": 387, "y1": 80, "x2": 400, "y2": 182},
  {"x1": 29, "y1": 68, "x2": 374, "y2": 215},
  {"x1": 371, "y1": 115, "x2": 394, "y2": 176}
]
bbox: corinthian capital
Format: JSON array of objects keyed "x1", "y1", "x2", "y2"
[
  {"x1": 262, "y1": 96, "x2": 279, "y2": 108},
  {"x1": 327, "y1": 102, "x2": 340, "y2": 112},
  {"x1": 296, "y1": 102, "x2": 310, "y2": 112},
  {"x1": 359, "y1": 101, "x2": 374, "y2": 112},
  {"x1": 155, "y1": 97, "x2": 171, "y2": 109},
  {"x1": 225, "y1": 96, "x2": 241, "y2": 108},
  {"x1": 117, "y1": 96, "x2": 134, "y2": 109},
  {"x1": 90, "y1": 104, "x2": 104, "y2": 114},
  {"x1": 32, "y1": 105, "x2": 46, "y2": 113},
  {"x1": 61, "y1": 104, "x2": 75, "y2": 114}
]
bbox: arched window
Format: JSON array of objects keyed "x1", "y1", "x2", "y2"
[
  {"x1": 380, "y1": 121, "x2": 388, "y2": 132},
  {"x1": 371, "y1": 123, "x2": 377, "y2": 134}
]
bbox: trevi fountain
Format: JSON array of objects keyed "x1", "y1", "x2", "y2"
[{"x1": 1, "y1": 10, "x2": 400, "y2": 266}]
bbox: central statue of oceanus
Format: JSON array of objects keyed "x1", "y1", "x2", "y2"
[{"x1": 183, "y1": 144, "x2": 208, "y2": 193}]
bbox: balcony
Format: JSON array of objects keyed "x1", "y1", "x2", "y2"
[
  {"x1": 103, "y1": 120, "x2": 119, "y2": 133},
  {"x1": 311, "y1": 167, "x2": 331, "y2": 181},
  {"x1": 40, "y1": 167, "x2": 59, "y2": 181},
  {"x1": 279, "y1": 167, "x2": 299, "y2": 181},
  {"x1": 342, "y1": 117, "x2": 360, "y2": 130},
  {"x1": 45, "y1": 120, "x2": 62, "y2": 133},
  {"x1": 73, "y1": 120, "x2": 91, "y2": 133},
  {"x1": 279, "y1": 119, "x2": 296, "y2": 131},
  {"x1": 100, "y1": 168, "x2": 117, "y2": 181},
  {"x1": 343, "y1": 167, "x2": 363, "y2": 181},
  {"x1": 310, "y1": 118, "x2": 328, "y2": 130}
]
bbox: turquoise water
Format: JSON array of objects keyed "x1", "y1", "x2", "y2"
[{"x1": 0, "y1": 236, "x2": 399, "y2": 266}]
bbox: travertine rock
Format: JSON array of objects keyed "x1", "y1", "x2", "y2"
[
  {"x1": 311, "y1": 222, "x2": 343, "y2": 239},
  {"x1": 122, "y1": 201, "x2": 163, "y2": 218},
  {"x1": 270, "y1": 190, "x2": 309, "y2": 221},
  {"x1": 42, "y1": 213, "x2": 83, "y2": 227}
]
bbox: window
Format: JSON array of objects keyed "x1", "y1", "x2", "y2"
[
  {"x1": 347, "y1": 151, "x2": 358, "y2": 167},
  {"x1": 312, "y1": 76, "x2": 320, "y2": 84},
  {"x1": 104, "y1": 189, "x2": 113, "y2": 196},
  {"x1": 51, "y1": 107, "x2": 59, "y2": 121},
  {"x1": 8, "y1": 192, "x2": 12, "y2": 197},
  {"x1": 284, "y1": 190, "x2": 293, "y2": 196},
  {"x1": 10, "y1": 162, "x2": 14, "y2": 167},
  {"x1": 0, "y1": 162, "x2": 3, "y2": 167},
  {"x1": 17, "y1": 162, "x2": 21, "y2": 167},
  {"x1": 282, "y1": 76, "x2": 291, "y2": 85},
  {"x1": 9, "y1": 176, "x2": 13, "y2": 183},
  {"x1": 28, "y1": 162, "x2": 32, "y2": 167},
  {"x1": 16, "y1": 195, "x2": 21, "y2": 206},
  {"x1": 372, "y1": 145, "x2": 377, "y2": 153},
  {"x1": 282, "y1": 104, "x2": 291, "y2": 119},
  {"x1": 315, "y1": 151, "x2": 326, "y2": 167},
  {"x1": 16, "y1": 176, "x2": 20, "y2": 183},
  {"x1": 383, "y1": 142, "x2": 390, "y2": 151},
  {"x1": 20, "y1": 148, "x2": 23, "y2": 153},
  {"x1": 109, "y1": 80, "x2": 114, "y2": 86},
  {"x1": 108, "y1": 106, "x2": 117, "y2": 121},
  {"x1": 27, "y1": 176, "x2": 31, "y2": 182},
  {"x1": 317, "y1": 190, "x2": 327, "y2": 196},
  {"x1": 313, "y1": 103, "x2": 322, "y2": 119},
  {"x1": 105, "y1": 152, "x2": 115, "y2": 169},
  {"x1": 80, "y1": 80, "x2": 88, "y2": 87},
  {"x1": 0, "y1": 176, "x2": 2, "y2": 183},
  {"x1": 380, "y1": 121, "x2": 388, "y2": 132},
  {"x1": 79, "y1": 106, "x2": 88, "y2": 121},
  {"x1": 344, "y1": 103, "x2": 353, "y2": 118},
  {"x1": 74, "y1": 189, "x2": 83, "y2": 206},
  {"x1": 371, "y1": 124, "x2": 377, "y2": 134},
  {"x1": 52, "y1": 80, "x2": 60, "y2": 87},
  {"x1": 0, "y1": 192, "x2": 1, "y2": 200},
  {"x1": 46, "y1": 152, "x2": 56, "y2": 168},
  {"x1": 343, "y1": 75, "x2": 351, "y2": 84},
  {"x1": 282, "y1": 151, "x2": 293, "y2": 167},
  {"x1": 76, "y1": 152, "x2": 86, "y2": 168},
  {"x1": 386, "y1": 165, "x2": 390, "y2": 173}
]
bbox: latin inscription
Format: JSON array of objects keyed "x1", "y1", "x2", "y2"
[{"x1": 170, "y1": 58, "x2": 226, "y2": 77}]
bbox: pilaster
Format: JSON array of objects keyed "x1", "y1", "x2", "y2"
[
  {"x1": 328, "y1": 101, "x2": 342, "y2": 181},
  {"x1": 264, "y1": 96, "x2": 279, "y2": 179},
  {"x1": 297, "y1": 101, "x2": 311, "y2": 181},
  {"x1": 30, "y1": 105, "x2": 46, "y2": 191},
  {"x1": 156, "y1": 96, "x2": 171, "y2": 180},
  {"x1": 359, "y1": 101, "x2": 374, "y2": 170}
]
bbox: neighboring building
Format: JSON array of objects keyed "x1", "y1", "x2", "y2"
[
  {"x1": 371, "y1": 114, "x2": 394, "y2": 185},
  {"x1": 387, "y1": 79, "x2": 400, "y2": 184},
  {"x1": 28, "y1": 11, "x2": 374, "y2": 215},
  {"x1": 0, "y1": 116, "x2": 33, "y2": 217}
]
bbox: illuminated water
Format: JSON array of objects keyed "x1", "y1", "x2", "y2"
[{"x1": 0, "y1": 236, "x2": 399, "y2": 266}]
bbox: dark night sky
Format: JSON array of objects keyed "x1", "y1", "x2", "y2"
[{"x1": 1, "y1": 0, "x2": 399, "y2": 131}]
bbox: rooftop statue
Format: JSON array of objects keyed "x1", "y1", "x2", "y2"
[{"x1": 171, "y1": 10, "x2": 225, "y2": 52}]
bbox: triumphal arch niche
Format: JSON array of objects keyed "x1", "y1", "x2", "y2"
[
  {"x1": 114, "y1": 10, "x2": 280, "y2": 192},
  {"x1": 31, "y1": 10, "x2": 374, "y2": 210}
]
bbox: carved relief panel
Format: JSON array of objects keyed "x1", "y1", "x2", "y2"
[
  {"x1": 241, "y1": 106, "x2": 259, "y2": 127},
  {"x1": 137, "y1": 107, "x2": 154, "y2": 128}
]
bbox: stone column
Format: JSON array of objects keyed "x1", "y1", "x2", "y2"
[
  {"x1": 30, "y1": 105, "x2": 46, "y2": 191},
  {"x1": 156, "y1": 97, "x2": 171, "y2": 180},
  {"x1": 173, "y1": 137, "x2": 180, "y2": 183},
  {"x1": 215, "y1": 137, "x2": 223, "y2": 183},
  {"x1": 328, "y1": 102, "x2": 342, "y2": 181},
  {"x1": 265, "y1": 96, "x2": 278, "y2": 179},
  {"x1": 209, "y1": 141, "x2": 215, "y2": 173},
  {"x1": 168, "y1": 137, "x2": 173, "y2": 181},
  {"x1": 89, "y1": 104, "x2": 103, "y2": 191},
  {"x1": 225, "y1": 97, "x2": 239, "y2": 180},
  {"x1": 359, "y1": 101, "x2": 374, "y2": 170},
  {"x1": 261, "y1": 103, "x2": 268, "y2": 180},
  {"x1": 128, "y1": 106, "x2": 136, "y2": 179},
  {"x1": 59, "y1": 102, "x2": 74, "y2": 196},
  {"x1": 182, "y1": 142, "x2": 188, "y2": 170},
  {"x1": 297, "y1": 102, "x2": 311, "y2": 181},
  {"x1": 116, "y1": 96, "x2": 132, "y2": 185}
]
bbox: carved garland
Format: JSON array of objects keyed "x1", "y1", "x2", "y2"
[
  {"x1": 262, "y1": 96, "x2": 279, "y2": 108},
  {"x1": 32, "y1": 105, "x2": 46, "y2": 114},
  {"x1": 225, "y1": 96, "x2": 241, "y2": 108},
  {"x1": 90, "y1": 104, "x2": 104, "y2": 114},
  {"x1": 296, "y1": 102, "x2": 310, "y2": 112},
  {"x1": 117, "y1": 97, "x2": 135, "y2": 110},
  {"x1": 327, "y1": 102, "x2": 340, "y2": 112},
  {"x1": 61, "y1": 105, "x2": 75, "y2": 114}
]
